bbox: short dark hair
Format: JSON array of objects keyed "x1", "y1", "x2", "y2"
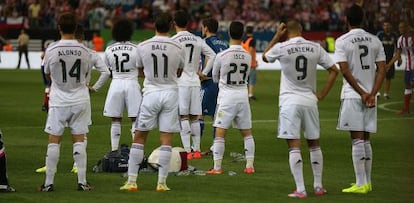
[
  {"x1": 229, "y1": 21, "x2": 244, "y2": 40},
  {"x1": 74, "y1": 24, "x2": 84, "y2": 41},
  {"x1": 58, "y1": 12, "x2": 77, "y2": 34},
  {"x1": 246, "y1": 26, "x2": 254, "y2": 34},
  {"x1": 346, "y1": 4, "x2": 364, "y2": 27},
  {"x1": 155, "y1": 12, "x2": 173, "y2": 33},
  {"x1": 112, "y1": 19, "x2": 133, "y2": 42},
  {"x1": 174, "y1": 10, "x2": 189, "y2": 28},
  {"x1": 202, "y1": 18, "x2": 218, "y2": 33}
]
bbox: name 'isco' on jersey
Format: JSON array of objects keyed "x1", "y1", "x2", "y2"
[
  {"x1": 264, "y1": 36, "x2": 335, "y2": 106},
  {"x1": 212, "y1": 45, "x2": 251, "y2": 104},
  {"x1": 43, "y1": 39, "x2": 92, "y2": 107},
  {"x1": 105, "y1": 42, "x2": 139, "y2": 80},
  {"x1": 136, "y1": 36, "x2": 185, "y2": 94},
  {"x1": 171, "y1": 31, "x2": 216, "y2": 87},
  {"x1": 397, "y1": 34, "x2": 414, "y2": 71},
  {"x1": 335, "y1": 28, "x2": 385, "y2": 99}
]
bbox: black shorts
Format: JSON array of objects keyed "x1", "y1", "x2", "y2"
[{"x1": 386, "y1": 64, "x2": 395, "y2": 80}]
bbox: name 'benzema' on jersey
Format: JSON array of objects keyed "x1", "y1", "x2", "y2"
[{"x1": 287, "y1": 46, "x2": 314, "y2": 55}]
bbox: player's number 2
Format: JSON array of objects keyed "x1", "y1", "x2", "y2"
[
  {"x1": 359, "y1": 45, "x2": 370, "y2": 70},
  {"x1": 114, "y1": 53, "x2": 130, "y2": 72}
]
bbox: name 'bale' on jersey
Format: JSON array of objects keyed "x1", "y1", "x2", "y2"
[
  {"x1": 43, "y1": 39, "x2": 92, "y2": 107},
  {"x1": 335, "y1": 29, "x2": 386, "y2": 99},
  {"x1": 105, "y1": 42, "x2": 139, "y2": 80},
  {"x1": 136, "y1": 36, "x2": 185, "y2": 93},
  {"x1": 212, "y1": 45, "x2": 251, "y2": 104}
]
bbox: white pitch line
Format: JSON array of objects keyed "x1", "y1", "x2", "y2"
[{"x1": 377, "y1": 101, "x2": 404, "y2": 112}]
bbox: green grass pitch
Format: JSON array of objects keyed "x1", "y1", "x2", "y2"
[{"x1": 0, "y1": 69, "x2": 413, "y2": 202}]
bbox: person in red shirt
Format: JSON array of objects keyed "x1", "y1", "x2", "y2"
[{"x1": 92, "y1": 32, "x2": 104, "y2": 51}]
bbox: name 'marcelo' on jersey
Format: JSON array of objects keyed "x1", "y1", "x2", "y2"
[
  {"x1": 171, "y1": 31, "x2": 216, "y2": 86},
  {"x1": 212, "y1": 45, "x2": 251, "y2": 104},
  {"x1": 335, "y1": 28, "x2": 386, "y2": 99},
  {"x1": 264, "y1": 36, "x2": 335, "y2": 106},
  {"x1": 136, "y1": 36, "x2": 185, "y2": 93},
  {"x1": 43, "y1": 39, "x2": 93, "y2": 107},
  {"x1": 105, "y1": 42, "x2": 139, "y2": 80}
]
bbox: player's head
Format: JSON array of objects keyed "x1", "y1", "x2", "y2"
[
  {"x1": 398, "y1": 21, "x2": 409, "y2": 35},
  {"x1": 74, "y1": 24, "x2": 85, "y2": 41},
  {"x1": 346, "y1": 4, "x2": 364, "y2": 27},
  {"x1": 245, "y1": 26, "x2": 254, "y2": 35},
  {"x1": 202, "y1": 18, "x2": 218, "y2": 35},
  {"x1": 112, "y1": 19, "x2": 134, "y2": 42},
  {"x1": 155, "y1": 12, "x2": 173, "y2": 33},
  {"x1": 229, "y1": 21, "x2": 244, "y2": 40},
  {"x1": 382, "y1": 20, "x2": 392, "y2": 33},
  {"x1": 286, "y1": 19, "x2": 302, "y2": 36},
  {"x1": 174, "y1": 10, "x2": 189, "y2": 29},
  {"x1": 58, "y1": 12, "x2": 77, "y2": 34}
]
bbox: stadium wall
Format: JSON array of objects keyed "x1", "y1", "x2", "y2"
[{"x1": 0, "y1": 52, "x2": 406, "y2": 70}]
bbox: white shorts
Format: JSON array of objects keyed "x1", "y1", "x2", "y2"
[
  {"x1": 104, "y1": 79, "x2": 142, "y2": 118},
  {"x1": 337, "y1": 99, "x2": 377, "y2": 133},
  {"x1": 135, "y1": 89, "x2": 180, "y2": 133},
  {"x1": 178, "y1": 86, "x2": 202, "y2": 115},
  {"x1": 45, "y1": 102, "x2": 90, "y2": 135},
  {"x1": 278, "y1": 104, "x2": 320, "y2": 140},
  {"x1": 213, "y1": 102, "x2": 252, "y2": 129}
]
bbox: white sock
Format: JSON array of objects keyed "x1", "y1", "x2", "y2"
[
  {"x1": 45, "y1": 143, "x2": 60, "y2": 186},
  {"x1": 111, "y1": 122, "x2": 121, "y2": 151},
  {"x1": 352, "y1": 139, "x2": 366, "y2": 186},
  {"x1": 244, "y1": 135, "x2": 255, "y2": 168},
  {"x1": 364, "y1": 140, "x2": 372, "y2": 184},
  {"x1": 131, "y1": 121, "x2": 135, "y2": 141},
  {"x1": 289, "y1": 148, "x2": 305, "y2": 193},
  {"x1": 73, "y1": 142, "x2": 87, "y2": 184},
  {"x1": 180, "y1": 119, "x2": 192, "y2": 153},
  {"x1": 74, "y1": 136, "x2": 88, "y2": 168},
  {"x1": 213, "y1": 137, "x2": 225, "y2": 170},
  {"x1": 191, "y1": 120, "x2": 201, "y2": 151},
  {"x1": 127, "y1": 143, "x2": 144, "y2": 184},
  {"x1": 158, "y1": 145, "x2": 172, "y2": 184},
  {"x1": 309, "y1": 146, "x2": 323, "y2": 188}
]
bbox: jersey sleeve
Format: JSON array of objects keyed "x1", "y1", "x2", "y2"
[
  {"x1": 334, "y1": 38, "x2": 347, "y2": 63},
  {"x1": 136, "y1": 44, "x2": 143, "y2": 68},
  {"x1": 264, "y1": 43, "x2": 281, "y2": 63},
  {"x1": 375, "y1": 39, "x2": 386, "y2": 62},
  {"x1": 318, "y1": 45, "x2": 335, "y2": 69},
  {"x1": 201, "y1": 41, "x2": 217, "y2": 75}
]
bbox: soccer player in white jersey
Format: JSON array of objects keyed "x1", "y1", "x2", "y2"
[
  {"x1": 171, "y1": 10, "x2": 216, "y2": 160},
  {"x1": 263, "y1": 20, "x2": 338, "y2": 198},
  {"x1": 386, "y1": 21, "x2": 414, "y2": 114},
  {"x1": 38, "y1": 13, "x2": 95, "y2": 192},
  {"x1": 206, "y1": 21, "x2": 255, "y2": 175},
  {"x1": 35, "y1": 24, "x2": 110, "y2": 174},
  {"x1": 104, "y1": 19, "x2": 142, "y2": 151},
  {"x1": 335, "y1": 4, "x2": 386, "y2": 194},
  {"x1": 120, "y1": 12, "x2": 185, "y2": 192}
]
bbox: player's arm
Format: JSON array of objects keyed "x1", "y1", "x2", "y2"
[
  {"x1": 200, "y1": 42, "x2": 216, "y2": 78},
  {"x1": 386, "y1": 48, "x2": 401, "y2": 69},
  {"x1": 249, "y1": 39, "x2": 257, "y2": 68},
  {"x1": 90, "y1": 53, "x2": 111, "y2": 93},
  {"x1": 317, "y1": 65, "x2": 338, "y2": 100},
  {"x1": 262, "y1": 23, "x2": 287, "y2": 63},
  {"x1": 212, "y1": 54, "x2": 221, "y2": 83},
  {"x1": 338, "y1": 61, "x2": 370, "y2": 103}
]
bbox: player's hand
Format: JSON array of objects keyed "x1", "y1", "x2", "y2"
[
  {"x1": 397, "y1": 58, "x2": 402, "y2": 66},
  {"x1": 275, "y1": 23, "x2": 287, "y2": 40},
  {"x1": 198, "y1": 72, "x2": 209, "y2": 81},
  {"x1": 363, "y1": 93, "x2": 376, "y2": 108},
  {"x1": 316, "y1": 93, "x2": 324, "y2": 101},
  {"x1": 88, "y1": 86, "x2": 97, "y2": 93}
]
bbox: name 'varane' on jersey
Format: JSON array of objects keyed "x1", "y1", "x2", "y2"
[
  {"x1": 335, "y1": 29, "x2": 386, "y2": 99},
  {"x1": 264, "y1": 36, "x2": 335, "y2": 106},
  {"x1": 105, "y1": 42, "x2": 139, "y2": 80},
  {"x1": 43, "y1": 39, "x2": 92, "y2": 107},
  {"x1": 212, "y1": 45, "x2": 251, "y2": 104},
  {"x1": 171, "y1": 31, "x2": 216, "y2": 86},
  {"x1": 136, "y1": 36, "x2": 185, "y2": 93}
]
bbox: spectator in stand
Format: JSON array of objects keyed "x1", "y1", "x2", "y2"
[
  {"x1": 92, "y1": 32, "x2": 104, "y2": 51},
  {"x1": 3, "y1": 40, "x2": 12, "y2": 51},
  {"x1": 28, "y1": 0, "x2": 41, "y2": 28}
]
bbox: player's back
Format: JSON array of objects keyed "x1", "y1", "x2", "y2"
[
  {"x1": 171, "y1": 31, "x2": 207, "y2": 86},
  {"x1": 336, "y1": 28, "x2": 385, "y2": 98},
  {"x1": 202, "y1": 35, "x2": 228, "y2": 77},
  {"x1": 105, "y1": 41, "x2": 138, "y2": 80},
  {"x1": 214, "y1": 45, "x2": 251, "y2": 104},
  {"x1": 137, "y1": 36, "x2": 185, "y2": 93},
  {"x1": 43, "y1": 39, "x2": 92, "y2": 106}
]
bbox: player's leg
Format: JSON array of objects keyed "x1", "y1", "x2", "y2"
[
  {"x1": 235, "y1": 103, "x2": 255, "y2": 173},
  {"x1": 104, "y1": 81, "x2": 125, "y2": 151},
  {"x1": 189, "y1": 87, "x2": 203, "y2": 158},
  {"x1": 286, "y1": 139, "x2": 307, "y2": 198},
  {"x1": 156, "y1": 132, "x2": 173, "y2": 192},
  {"x1": 363, "y1": 132, "x2": 372, "y2": 191},
  {"x1": 383, "y1": 66, "x2": 394, "y2": 99},
  {"x1": 178, "y1": 87, "x2": 192, "y2": 158},
  {"x1": 110, "y1": 118, "x2": 122, "y2": 151},
  {"x1": 126, "y1": 81, "x2": 142, "y2": 142},
  {"x1": 24, "y1": 49, "x2": 30, "y2": 69},
  {"x1": 0, "y1": 130, "x2": 15, "y2": 192},
  {"x1": 397, "y1": 70, "x2": 413, "y2": 114}
]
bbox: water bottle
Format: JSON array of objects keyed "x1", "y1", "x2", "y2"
[{"x1": 228, "y1": 171, "x2": 237, "y2": 176}]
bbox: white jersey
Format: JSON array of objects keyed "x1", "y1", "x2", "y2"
[
  {"x1": 397, "y1": 33, "x2": 414, "y2": 70},
  {"x1": 335, "y1": 28, "x2": 386, "y2": 99},
  {"x1": 264, "y1": 36, "x2": 335, "y2": 106},
  {"x1": 105, "y1": 42, "x2": 139, "y2": 80},
  {"x1": 43, "y1": 39, "x2": 92, "y2": 107},
  {"x1": 171, "y1": 31, "x2": 216, "y2": 86},
  {"x1": 136, "y1": 36, "x2": 185, "y2": 93},
  {"x1": 88, "y1": 49, "x2": 110, "y2": 91},
  {"x1": 212, "y1": 45, "x2": 251, "y2": 104}
]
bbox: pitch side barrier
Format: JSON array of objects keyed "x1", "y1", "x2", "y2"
[{"x1": 0, "y1": 52, "x2": 406, "y2": 70}]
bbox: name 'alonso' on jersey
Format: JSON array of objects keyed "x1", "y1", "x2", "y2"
[
  {"x1": 171, "y1": 31, "x2": 216, "y2": 87},
  {"x1": 105, "y1": 42, "x2": 139, "y2": 80},
  {"x1": 335, "y1": 29, "x2": 386, "y2": 99},
  {"x1": 136, "y1": 36, "x2": 185, "y2": 93},
  {"x1": 43, "y1": 39, "x2": 92, "y2": 107},
  {"x1": 264, "y1": 36, "x2": 335, "y2": 106},
  {"x1": 212, "y1": 45, "x2": 251, "y2": 104}
]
